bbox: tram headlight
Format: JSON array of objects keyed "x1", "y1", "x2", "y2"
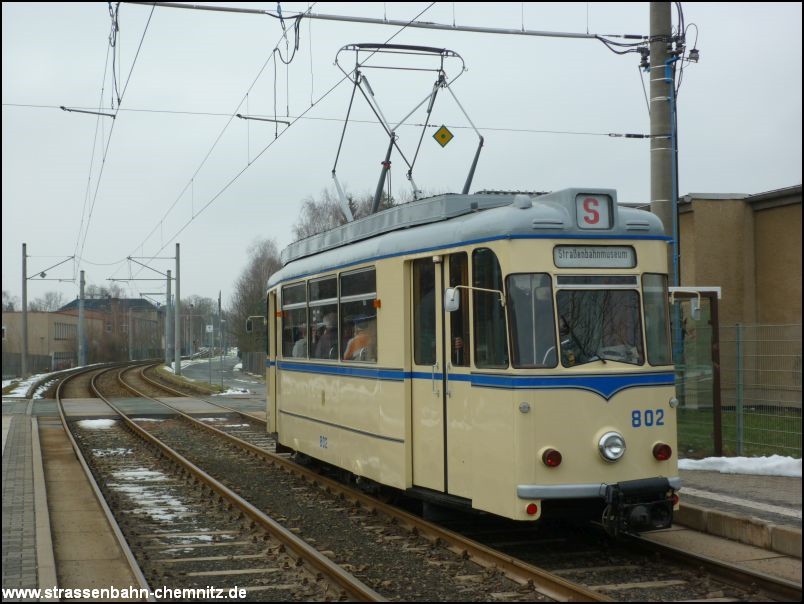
[{"x1": 598, "y1": 431, "x2": 626, "y2": 462}]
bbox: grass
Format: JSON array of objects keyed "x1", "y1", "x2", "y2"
[
  {"x1": 154, "y1": 365, "x2": 225, "y2": 395},
  {"x1": 678, "y1": 407, "x2": 802, "y2": 459}
]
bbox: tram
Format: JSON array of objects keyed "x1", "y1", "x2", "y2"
[{"x1": 263, "y1": 188, "x2": 680, "y2": 534}]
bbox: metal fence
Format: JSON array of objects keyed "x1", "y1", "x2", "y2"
[
  {"x1": 675, "y1": 324, "x2": 802, "y2": 459},
  {"x1": 720, "y1": 324, "x2": 802, "y2": 457},
  {"x1": 240, "y1": 351, "x2": 266, "y2": 376},
  {"x1": 2, "y1": 352, "x2": 54, "y2": 380}
]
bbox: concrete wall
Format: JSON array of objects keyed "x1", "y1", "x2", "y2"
[
  {"x1": 754, "y1": 203, "x2": 802, "y2": 324},
  {"x1": 2, "y1": 311, "x2": 105, "y2": 360},
  {"x1": 679, "y1": 188, "x2": 801, "y2": 326}
]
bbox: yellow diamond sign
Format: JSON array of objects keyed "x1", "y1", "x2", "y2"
[{"x1": 433, "y1": 125, "x2": 453, "y2": 147}]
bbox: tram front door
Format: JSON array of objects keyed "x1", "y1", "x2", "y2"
[{"x1": 410, "y1": 254, "x2": 472, "y2": 496}]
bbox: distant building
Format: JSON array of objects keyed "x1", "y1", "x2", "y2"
[
  {"x1": 2, "y1": 298, "x2": 164, "y2": 378},
  {"x1": 629, "y1": 185, "x2": 801, "y2": 326},
  {"x1": 677, "y1": 185, "x2": 801, "y2": 326},
  {"x1": 2, "y1": 310, "x2": 105, "y2": 377}
]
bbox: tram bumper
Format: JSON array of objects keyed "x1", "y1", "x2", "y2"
[{"x1": 602, "y1": 477, "x2": 674, "y2": 536}]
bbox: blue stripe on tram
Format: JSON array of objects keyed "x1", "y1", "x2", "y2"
[{"x1": 270, "y1": 360, "x2": 674, "y2": 400}]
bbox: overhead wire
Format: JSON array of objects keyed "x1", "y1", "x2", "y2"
[
  {"x1": 72, "y1": 44, "x2": 112, "y2": 279},
  {"x1": 4, "y1": 103, "x2": 648, "y2": 138},
  {"x1": 130, "y1": 2, "x2": 438, "y2": 273},
  {"x1": 76, "y1": 3, "x2": 155, "y2": 282},
  {"x1": 114, "y1": 2, "x2": 322, "y2": 283}
]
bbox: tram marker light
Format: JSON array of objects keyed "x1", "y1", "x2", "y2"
[
  {"x1": 542, "y1": 448, "x2": 562, "y2": 468},
  {"x1": 526, "y1": 503, "x2": 538, "y2": 516},
  {"x1": 652, "y1": 443, "x2": 672, "y2": 461}
]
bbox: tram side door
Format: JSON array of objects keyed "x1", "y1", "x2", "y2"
[
  {"x1": 267, "y1": 292, "x2": 278, "y2": 434},
  {"x1": 443, "y1": 252, "x2": 473, "y2": 499},
  {"x1": 410, "y1": 257, "x2": 445, "y2": 492}
]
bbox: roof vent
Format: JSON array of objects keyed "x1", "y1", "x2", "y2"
[
  {"x1": 512, "y1": 194, "x2": 532, "y2": 209},
  {"x1": 625, "y1": 220, "x2": 651, "y2": 231}
]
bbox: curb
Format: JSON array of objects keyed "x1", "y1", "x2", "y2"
[
  {"x1": 676, "y1": 503, "x2": 802, "y2": 559},
  {"x1": 31, "y1": 417, "x2": 59, "y2": 598}
]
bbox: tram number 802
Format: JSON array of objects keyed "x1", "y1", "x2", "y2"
[{"x1": 631, "y1": 409, "x2": 665, "y2": 428}]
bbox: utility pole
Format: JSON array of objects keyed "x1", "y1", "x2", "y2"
[
  {"x1": 174, "y1": 243, "x2": 181, "y2": 375},
  {"x1": 649, "y1": 2, "x2": 677, "y2": 285},
  {"x1": 165, "y1": 269, "x2": 172, "y2": 366},
  {"x1": 218, "y1": 290, "x2": 223, "y2": 388},
  {"x1": 208, "y1": 321, "x2": 213, "y2": 384},
  {"x1": 21, "y1": 243, "x2": 28, "y2": 378},
  {"x1": 79, "y1": 270, "x2": 86, "y2": 365},
  {"x1": 128, "y1": 310, "x2": 134, "y2": 361}
]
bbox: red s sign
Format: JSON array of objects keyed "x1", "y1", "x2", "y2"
[
  {"x1": 576, "y1": 194, "x2": 610, "y2": 229},
  {"x1": 582, "y1": 197, "x2": 600, "y2": 225}
]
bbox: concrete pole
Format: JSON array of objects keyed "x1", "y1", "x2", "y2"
[
  {"x1": 78, "y1": 270, "x2": 86, "y2": 366},
  {"x1": 21, "y1": 243, "x2": 28, "y2": 378},
  {"x1": 165, "y1": 269, "x2": 172, "y2": 366},
  {"x1": 649, "y1": 2, "x2": 676, "y2": 284},
  {"x1": 218, "y1": 291, "x2": 223, "y2": 388},
  {"x1": 128, "y1": 310, "x2": 134, "y2": 361},
  {"x1": 175, "y1": 243, "x2": 181, "y2": 375}
]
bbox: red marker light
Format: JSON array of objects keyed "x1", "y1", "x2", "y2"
[
  {"x1": 542, "y1": 448, "x2": 562, "y2": 467},
  {"x1": 653, "y1": 443, "x2": 672, "y2": 461},
  {"x1": 526, "y1": 503, "x2": 539, "y2": 516}
]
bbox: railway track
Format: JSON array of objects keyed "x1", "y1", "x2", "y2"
[
  {"x1": 56, "y1": 365, "x2": 382, "y2": 601},
  {"x1": 47, "y1": 361, "x2": 800, "y2": 601},
  {"x1": 129, "y1": 362, "x2": 802, "y2": 602},
  {"x1": 115, "y1": 364, "x2": 582, "y2": 601}
]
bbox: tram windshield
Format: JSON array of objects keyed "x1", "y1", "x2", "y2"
[{"x1": 556, "y1": 290, "x2": 644, "y2": 367}]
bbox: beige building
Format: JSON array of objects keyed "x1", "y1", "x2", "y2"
[
  {"x1": 2, "y1": 297, "x2": 163, "y2": 377},
  {"x1": 678, "y1": 185, "x2": 801, "y2": 326},
  {"x1": 2, "y1": 310, "x2": 105, "y2": 375}
]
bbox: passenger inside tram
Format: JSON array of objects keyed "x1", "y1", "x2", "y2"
[
  {"x1": 313, "y1": 313, "x2": 338, "y2": 359},
  {"x1": 343, "y1": 316, "x2": 375, "y2": 361},
  {"x1": 292, "y1": 324, "x2": 307, "y2": 358}
]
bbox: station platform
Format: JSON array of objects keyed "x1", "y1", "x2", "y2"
[{"x1": 2, "y1": 394, "x2": 801, "y2": 594}]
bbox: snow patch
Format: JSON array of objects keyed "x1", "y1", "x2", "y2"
[
  {"x1": 679, "y1": 455, "x2": 801, "y2": 478},
  {"x1": 77, "y1": 419, "x2": 117, "y2": 429}
]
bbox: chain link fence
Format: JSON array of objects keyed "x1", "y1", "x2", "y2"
[
  {"x1": 720, "y1": 324, "x2": 801, "y2": 457},
  {"x1": 240, "y1": 351, "x2": 266, "y2": 376},
  {"x1": 2, "y1": 352, "x2": 55, "y2": 379},
  {"x1": 676, "y1": 322, "x2": 802, "y2": 459}
]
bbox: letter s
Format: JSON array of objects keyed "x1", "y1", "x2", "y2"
[{"x1": 583, "y1": 197, "x2": 600, "y2": 224}]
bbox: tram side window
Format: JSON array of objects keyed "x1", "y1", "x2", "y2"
[
  {"x1": 309, "y1": 276, "x2": 338, "y2": 360},
  {"x1": 643, "y1": 274, "x2": 672, "y2": 366},
  {"x1": 472, "y1": 248, "x2": 509, "y2": 368},
  {"x1": 282, "y1": 282, "x2": 308, "y2": 358},
  {"x1": 265, "y1": 295, "x2": 271, "y2": 356},
  {"x1": 449, "y1": 253, "x2": 470, "y2": 367},
  {"x1": 413, "y1": 258, "x2": 436, "y2": 366},
  {"x1": 340, "y1": 268, "x2": 377, "y2": 362},
  {"x1": 507, "y1": 274, "x2": 557, "y2": 368}
]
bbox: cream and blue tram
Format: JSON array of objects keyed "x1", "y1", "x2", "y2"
[{"x1": 265, "y1": 188, "x2": 680, "y2": 534}]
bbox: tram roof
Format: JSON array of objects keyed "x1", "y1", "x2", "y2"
[{"x1": 269, "y1": 188, "x2": 666, "y2": 288}]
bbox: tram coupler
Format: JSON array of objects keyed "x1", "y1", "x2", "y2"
[{"x1": 602, "y1": 477, "x2": 674, "y2": 536}]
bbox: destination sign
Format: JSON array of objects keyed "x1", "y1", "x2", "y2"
[
  {"x1": 575, "y1": 194, "x2": 612, "y2": 229},
  {"x1": 553, "y1": 245, "x2": 636, "y2": 268}
]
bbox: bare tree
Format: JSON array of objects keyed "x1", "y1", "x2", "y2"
[
  {"x1": 2, "y1": 290, "x2": 19, "y2": 311},
  {"x1": 292, "y1": 187, "x2": 397, "y2": 241},
  {"x1": 180, "y1": 294, "x2": 217, "y2": 354},
  {"x1": 84, "y1": 282, "x2": 124, "y2": 299},
  {"x1": 28, "y1": 291, "x2": 66, "y2": 312},
  {"x1": 229, "y1": 238, "x2": 282, "y2": 353}
]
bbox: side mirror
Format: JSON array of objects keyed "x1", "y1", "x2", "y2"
[
  {"x1": 245, "y1": 319, "x2": 253, "y2": 333},
  {"x1": 444, "y1": 288, "x2": 460, "y2": 313},
  {"x1": 690, "y1": 297, "x2": 701, "y2": 321}
]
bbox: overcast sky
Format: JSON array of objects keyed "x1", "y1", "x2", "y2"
[{"x1": 3, "y1": 2, "x2": 801, "y2": 308}]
